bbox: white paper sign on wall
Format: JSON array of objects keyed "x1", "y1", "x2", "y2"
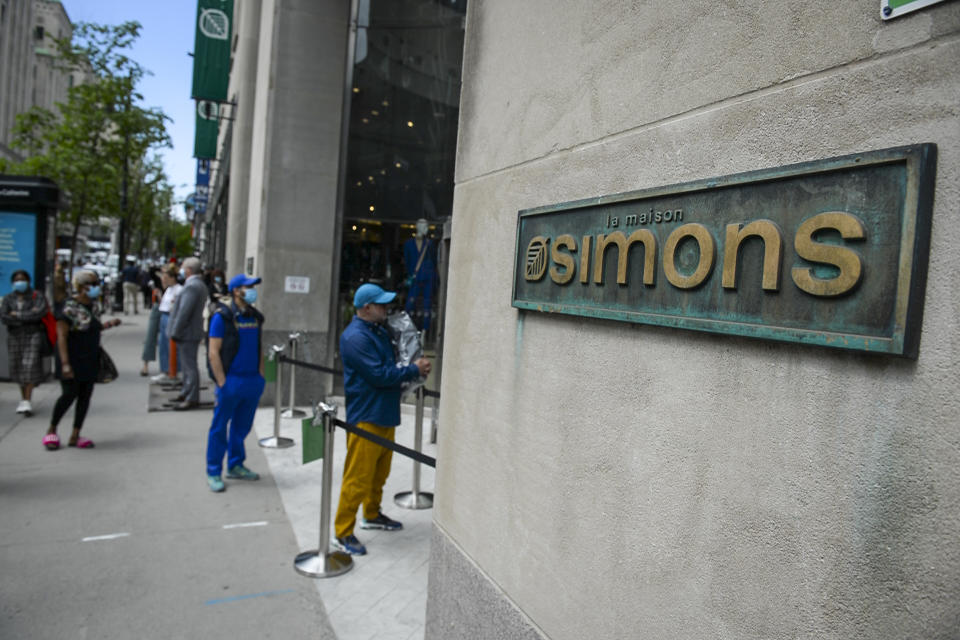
[{"x1": 285, "y1": 276, "x2": 310, "y2": 294}]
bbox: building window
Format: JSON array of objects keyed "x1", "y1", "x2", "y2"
[{"x1": 338, "y1": 0, "x2": 466, "y2": 341}]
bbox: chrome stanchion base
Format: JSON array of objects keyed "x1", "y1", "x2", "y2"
[
  {"x1": 294, "y1": 550, "x2": 353, "y2": 578},
  {"x1": 259, "y1": 435, "x2": 294, "y2": 449},
  {"x1": 394, "y1": 491, "x2": 434, "y2": 509},
  {"x1": 281, "y1": 408, "x2": 307, "y2": 418}
]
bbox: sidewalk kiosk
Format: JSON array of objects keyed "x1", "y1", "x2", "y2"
[{"x1": 0, "y1": 176, "x2": 60, "y2": 380}]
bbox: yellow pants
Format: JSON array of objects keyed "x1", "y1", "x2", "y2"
[{"x1": 335, "y1": 422, "x2": 394, "y2": 538}]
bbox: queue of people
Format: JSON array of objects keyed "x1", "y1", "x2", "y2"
[{"x1": 4, "y1": 258, "x2": 430, "y2": 558}]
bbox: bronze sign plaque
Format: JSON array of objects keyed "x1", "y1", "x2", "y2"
[{"x1": 512, "y1": 144, "x2": 937, "y2": 358}]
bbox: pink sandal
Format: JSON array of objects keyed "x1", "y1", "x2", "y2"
[
  {"x1": 69, "y1": 437, "x2": 95, "y2": 449},
  {"x1": 42, "y1": 433, "x2": 60, "y2": 450}
]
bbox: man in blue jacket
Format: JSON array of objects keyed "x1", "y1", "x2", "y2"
[{"x1": 334, "y1": 283, "x2": 431, "y2": 555}]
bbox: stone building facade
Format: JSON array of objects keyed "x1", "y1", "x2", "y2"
[{"x1": 425, "y1": 2, "x2": 960, "y2": 639}]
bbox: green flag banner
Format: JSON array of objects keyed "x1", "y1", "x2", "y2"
[
  {"x1": 191, "y1": 0, "x2": 233, "y2": 101},
  {"x1": 194, "y1": 100, "x2": 219, "y2": 158}
]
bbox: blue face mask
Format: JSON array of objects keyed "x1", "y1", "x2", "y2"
[
  {"x1": 243, "y1": 288, "x2": 258, "y2": 304},
  {"x1": 87, "y1": 285, "x2": 101, "y2": 298},
  {"x1": 214, "y1": 276, "x2": 222, "y2": 283},
  {"x1": 12, "y1": 280, "x2": 28, "y2": 293}
]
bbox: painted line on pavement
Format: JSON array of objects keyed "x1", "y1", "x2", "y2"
[
  {"x1": 204, "y1": 589, "x2": 295, "y2": 605},
  {"x1": 82, "y1": 532, "x2": 131, "y2": 542},
  {"x1": 222, "y1": 521, "x2": 269, "y2": 529}
]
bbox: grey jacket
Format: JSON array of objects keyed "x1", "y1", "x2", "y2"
[{"x1": 168, "y1": 275, "x2": 208, "y2": 343}]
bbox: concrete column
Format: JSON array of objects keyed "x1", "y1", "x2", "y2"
[
  {"x1": 223, "y1": 0, "x2": 262, "y2": 276},
  {"x1": 245, "y1": 0, "x2": 349, "y2": 403}
]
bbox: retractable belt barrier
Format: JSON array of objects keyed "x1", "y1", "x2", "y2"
[{"x1": 335, "y1": 418, "x2": 436, "y2": 468}]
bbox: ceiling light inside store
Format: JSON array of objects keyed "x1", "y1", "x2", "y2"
[
  {"x1": 406, "y1": 121, "x2": 414, "y2": 127},
  {"x1": 371, "y1": 110, "x2": 379, "y2": 116},
  {"x1": 369, "y1": 205, "x2": 375, "y2": 211},
  {"x1": 394, "y1": 162, "x2": 402, "y2": 168},
  {"x1": 352, "y1": 225, "x2": 357, "y2": 231},
  {"x1": 352, "y1": 87, "x2": 359, "y2": 93},
  {"x1": 382, "y1": 100, "x2": 389, "y2": 107},
  {"x1": 362, "y1": 118, "x2": 369, "y2": 124}
]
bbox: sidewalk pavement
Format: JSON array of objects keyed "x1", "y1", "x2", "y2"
[
  {"x1": 252, "y1": 394, "x2": 437, "y2": 640},
  {"x1": 0, "y1": 311, "x2": 335, "y2": 639}
]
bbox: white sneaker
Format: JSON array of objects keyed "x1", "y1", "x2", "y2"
[
  {"x1": 150, "y1": 373, "x2": 169, "y2": 382},
  {"x1": 22, "y1": 400, "x2": 32, "y2": 415},
  {"x1": 15, "y1": 400, "x2": 29, "y2": 414}
]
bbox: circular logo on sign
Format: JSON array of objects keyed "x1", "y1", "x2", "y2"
[
  {"x1": 199, "y1": 9, "x2": 230, "y2": 40},
  {"x1": 197, "y1": 100, "x2": 219, "y2": 120},
  {"x1": 524, "y1": 236, "x2": 549, "y2": 281}
]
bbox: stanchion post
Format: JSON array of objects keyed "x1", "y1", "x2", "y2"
[
  {"x1": 394, "y1": 385, "x2": 434, "y2": 509},
  {"x1": 294, "y1": 401, "x2": 353, "y2": 578},
  {"x1": 430, "y1": 392, "x2": 439, "y2": 445},
  {"x1": 282, "y1": 332, "x2": 306, "y2": 418},
  {"x1": 259, "y1": 345, "x2": 294, "y2": 449}
]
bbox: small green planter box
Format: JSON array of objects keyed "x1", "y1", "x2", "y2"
[{"x1": 302, "y1": 418, "x2": 324, "y2": 464}]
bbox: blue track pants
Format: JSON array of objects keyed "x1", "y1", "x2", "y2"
[{"x1": 206, "y1": 374, "x2": 265, "y2": 476}]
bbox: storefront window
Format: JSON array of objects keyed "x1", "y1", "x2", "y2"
[{"x1": 339, "y1": 0, "x2": 466, "y2": 340}]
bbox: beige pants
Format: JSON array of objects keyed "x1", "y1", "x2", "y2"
[{"x1": 123, "y1": 281, "x2": 140, "y2": 314}]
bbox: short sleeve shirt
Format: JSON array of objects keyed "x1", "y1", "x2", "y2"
[
  {"x1": 209, "y1": 307, "x2": 260, "y2": 376},
  {"x1": 55, "y1": 298, "x2": 102, "y2": 381}
]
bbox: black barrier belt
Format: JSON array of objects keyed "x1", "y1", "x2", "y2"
[
  {"x1": 280, "y1": 354, "x2": 441, "y2": 400},
  {"x1": 277, "y1": 355, "x2": 341, "y2": 376},
  {"x1": 334, "y1": 419, "x2": 437, "y2": 468}
]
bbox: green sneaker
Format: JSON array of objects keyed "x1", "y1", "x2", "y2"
[
  {"x1": 226, "y1": 464, "x2": 260, "y2": 481},
  {"x1": 207, "y1": 475, "x2": 225, "y2": 492}
]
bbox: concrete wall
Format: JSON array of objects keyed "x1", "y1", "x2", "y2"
[
  {"x1": 427, "y1": 2, "x2": 960, "y2": 639},
  {"x1": 244, "y1": 0, "x2": 347, "y2": 402},
  {"x1": 223, "y1": 0, "x2": 261, "y2": 276},
  {"x1": 0, "y1": 0, "x2": 34, "y2": 160}
]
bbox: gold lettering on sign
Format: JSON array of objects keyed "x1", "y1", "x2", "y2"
[
  {"x1": 593, "y1": 230, "x2": 657, "y2": 285},
  {"x1": 791, "y1": 212, "x2": 866, "y2": 297},
  {"x1": 580, "y1": 235, "x2": 592, "y2": 284},
  {"x1": 663, "y1": 223, "x2": 715, "y2": 289},
  {"x1": 722, "y1": 220, "x2": 784, "y2": 291},
  {"x1": 550, "y1": 234, "x2": 577, "y2": 285}
]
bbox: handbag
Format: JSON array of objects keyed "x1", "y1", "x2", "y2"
[
  {"x1": 96, "y1": 347, "x2": 119, "y2": 383},
  {"x1": 40, "y1": 310, "x2": 57, "y2": 356}
]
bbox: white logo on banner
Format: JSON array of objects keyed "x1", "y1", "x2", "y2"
[
  {"x1": 199, "y1": 9, "x2": 229, "y2": 40},
  {"x1": 197, "y1": 101, "x2": 219, "y2": 120}
]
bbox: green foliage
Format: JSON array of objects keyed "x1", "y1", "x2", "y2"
[{"x1": 6, "y1": 20, "x2": 173, "y2": 263}]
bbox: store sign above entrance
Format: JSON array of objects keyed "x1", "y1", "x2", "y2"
[{"x1": 512, "y1": 144, "x2": 937, "y2": 358}]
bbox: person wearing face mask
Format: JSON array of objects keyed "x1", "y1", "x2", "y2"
[
  {"x1": 203, "y1": 274, "x2": 266, "y2": 492},
  {"x1": 1, "y1": 270, "x2": 51, "y2": 416},
  {"x1": 333, "y1": 283, "x2": 432, "y2": 555},
  {"x1": 43, "y1": 270, "x2": 121, "y2": 450},
  {"x1": 167, "y1": 257, "x2": 208, "y2": 410}
]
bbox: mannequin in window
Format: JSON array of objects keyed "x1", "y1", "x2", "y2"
[{"x1": 403, "y1": 218, "x2": 437, "y2": 332}]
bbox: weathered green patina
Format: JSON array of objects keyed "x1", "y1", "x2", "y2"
[{"x1": 512, "y1": 144, "x2": 936, "y2": 358}]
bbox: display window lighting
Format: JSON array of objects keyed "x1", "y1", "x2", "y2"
[
  {"x1": 352, "y1": 87, "x2": 359, "y2": 93},
  {"x1": 371, "y1": 109, "x2": 379, "y2": 116},
  {"x1": 381, "y1": 100, "x2": 389, "y2": 107},
  {"x1": 352, "y1": 225, "x2": 357, "y2": 231},
  {"x1": 369, "y1": 205, "x2": 375, "y2": 211},
  {"x1": 406, "y1": 121, "x2": 414, "y2": 127}
]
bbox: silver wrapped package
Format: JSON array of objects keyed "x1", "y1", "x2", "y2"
[{"x1": 385, "y1": 311, "x2": 425, "y2": 395}]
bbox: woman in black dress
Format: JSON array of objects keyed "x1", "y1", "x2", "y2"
[{"x1": 43, "y1": 270, "x2": 121, "y2": 450}]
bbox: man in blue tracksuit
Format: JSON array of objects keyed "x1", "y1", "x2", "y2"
[
  {"x1": 334, "y1": 283, "x2": 431, "y2": 555},
  {"x1": 204, "y1": 274, "x2": 265, "y2": 493}
]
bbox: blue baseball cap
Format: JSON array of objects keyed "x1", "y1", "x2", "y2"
[
  {"x1": 228, "y1": 274, "x2": 262, "y2": 292},
  {"x1": 353, "y1": 283, "x2": 396, "y2": 308}
]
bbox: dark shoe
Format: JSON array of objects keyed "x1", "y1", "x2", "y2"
[
  {"x1": 173, "y1": 400, "x2": 200, "y2": 411},
  {"x1": 172, "y1": 394, "x2": 186, "y2": 402},
  {"x1": 225, "y1": 464, "x2": 260, "y2": 480},
  {"x1": 334, "y1": 535, "x2": 367, "y2": 555},
  {"x1": 360, "y1": 512, "x2": 403, "y2": 531}
]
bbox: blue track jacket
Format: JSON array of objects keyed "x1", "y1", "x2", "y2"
[{"x1": 340, "y1": 315, "x2": 421, "y2": 427}]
